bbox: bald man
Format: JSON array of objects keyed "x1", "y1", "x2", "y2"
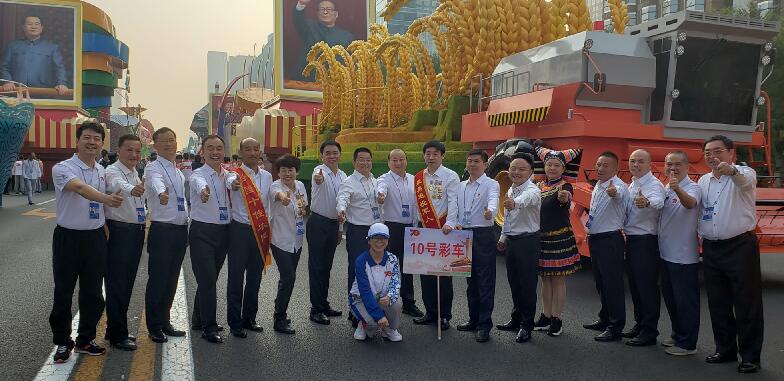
[
  {"x1": 377, "y1": 149, "x2": 424, "y2": 317},
  {"x1": 624, "y1": 149, "x2": 665, "y2": 346},
  {"x1": 225, "y1": 138, "x2": 273, "y2": 338}
]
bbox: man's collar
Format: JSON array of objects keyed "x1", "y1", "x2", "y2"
[
  {"x1": 157, "y1": 156, "x2": 175, "y2": 167},
  {"x1": 352, "y1": 170, "x2": 372, "y2": 180},
  {"x1": 115, "y1": 160, "x2": 136, "y2": 175},
  {"x1": 468, "y1": 173, "x2": 487, "y2": 184},
  {"x1": 242, "y1": 163, "x2": 259, "y2": 174},
  {"x1": 426, "y1": 165, "x2": 443, "y2": 176},
  {"x1": 633, "y1": 171, "x2": 655, "y2": 184},
  {"x1": 71, "y1": 154, "x2": 94, "y2": 170},
  {"x1": 389, "y1": 170, "x2": 407, "y2": 180}
]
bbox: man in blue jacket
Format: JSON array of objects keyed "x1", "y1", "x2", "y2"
[{"x1": 1, "y1": 15, "x2": 69, "y2": 95}]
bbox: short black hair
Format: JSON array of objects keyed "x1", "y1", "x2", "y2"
[
  {"x1": 598, "y1": 151, "x2": 619, "y2": 163},
  {"x1": 319, "y1": 0, "x2": 337, "y2": 10},
  {"x1": 276, "y1": 154, "x2": 301, "y2": 171},
  {"x1": 77, "y1": 122, "x2": 105, "y2": 140},
  {"x1": 467, "y1": 148, "x2": 488, "y2": 163},
  {"x1": 23, "y1": 15, "x2": 42, "y2": 24},
  {"x1": 223, "y1": 157, "x2": 231, "y2": 163},
  {"x1": 201, "y1": 134, "x2": 224, "y2": 147},
  {"x1": 703, "y1": 135, "x2": 734, "y2": 150},
  {"x1": 152, "y1": 127, "x2": 176, "y2": 142},
  {"x1": 422, "y1": 140, "x2": 446, "y2": 155},
  {"x1": 320, "y1": 140, "x2": 341, "y2": 154},
  {"x1": 176, "y1": 154, "x2": 183, "y2": 160},
  {"x1": 511, "y1": 152, "x2": 534, "y2": 168},
  {"x1": 232, "y1": 154, "x2": 239, "y2": 161},
  {"x1": 353, "y1": 147, "x2": 372, "y2": 161},
  {"x1": 118, "y1": 134, "x2": 141, "y2": 148},
  {"x1": 194, "y1": 154, "x2": 202, "y2": 162},
  {"x1": 101, "y1": 149, "x2": 108, "y2": 156}
]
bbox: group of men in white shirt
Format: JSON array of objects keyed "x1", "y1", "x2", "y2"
[
  {"x1": 6, "y1": 153, "x2": 43, "y2": 204},
  {"x1": 583, "y1": 135, "x2": 764, "y2": 374}
]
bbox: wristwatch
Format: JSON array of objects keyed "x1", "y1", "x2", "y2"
[{"x1": 732, "y1": 166, "x2": 740, "y2": 176}]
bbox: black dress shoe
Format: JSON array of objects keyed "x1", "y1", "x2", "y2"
[
  {"x1": 456, "y1": 322, "x2": 477, "y2": 332},
  {"x1": 583, "y1": 320, "x2": 608, "y2": 332},
  {"x1": 243, "y1": 321, "x2": 264, "y2": 332},
  {"x1": 273, "y1": 320, "x2": 296, "y2": 334},
  {"x1": 111, "y1": 338, "x2": 138, "y2": 351},
  {"x1": 738, "y1": 362, "x2": 760, "y2": 373},
  {"x1": 163, "y1": 325, "x2": 186, "y2": 337},
  {"x1": 496, "y1": 320, "x2": 521, "y2": 332},
  {"x1": 216, "y1": 324, "x2": 224, "y2": 332},
  {"x1": 309, "y1": 312, "x2": 330, "y2": 325},
  {"x1": 476, "y1": 330, "x2": 490, "y2": 343},
  {"x1": 324, "y1": 308, "x2": 343, "y2": 317},
  {"x1": 622, "y1": 325, "x2": 641, "y2": 339},
  {"x1": 402, "y1": 305, "x2": 425, "y2": 318},
  {"x1": 413, "y1": 314, "x2": 437, "y2": 325},
  {"x1": 440, "y1": 319, "x2": 450, "y2": 330},
  {"x1": 149, "y1": 330, "x2": 168, "y2": 343},
  {"x1": 705, "y1": 352, "x2": 738, "y2": 364},
  {"x1": 230, "y1": 328, "x2": 247, "y2": 338},
  {"x1": 626, "y1": 336, "x2": 657, "y2": 347},
  {"x1": 594, "y1": 330, "x2": 622, "y2": 342},
  {"x1": 128, "y1": 335, "x2": 136, "y2": 342},
  {"x1": 202, "y1": 331, "x2": 223, "y2": 343},
  {"x1": 515, "y1": 329, "x2": 531, "y2": 343}
]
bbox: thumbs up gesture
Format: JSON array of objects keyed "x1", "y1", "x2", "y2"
[
  {"x1": 200, "y1": 185, "x2": 211, "y2": 203},
  {"x1": 106, "y1": 190, "x2": 124, "y2": 208},
  {"x1": 717, "y1": 162, "x2": 736, "y2": 177},
  {"x1": 314, "y1": 168, "x2": 325, "y2": 185},
  {"x1": 606, "y1": 181, "x2": 618, "y2": 198},
  {"x1": 131, "y1": 178, "x2": 145, "y2": 198},
  {"x1": 159, "y1": 187, "x2": 170, "y2": 205},
  {"x1": 557, "y1": 189, "x2": 571, "y2": 204},
  {"x1": 377, "y1": 191, "x2": 386, "y2": 205},
  {"x1": 668, "y1": 171, "x2": 680, "y2": 191},
  {"x1": 634, "y1": 189, "x2": 649, "y2": 208},
  {"x1": 231, "y1": 178, "x2": 241, "y2": 191},
  {"x1": 503, "y1": 197, "x2": 515, "y2": 210},
  {"x1": 278, "y1": 190, "x2": 292, "y2": 206},
  {"x1": 484, "y1": 207, "x2": 493, "y2": 220},
  {"x1": 337, "y1": 209, "x2": 347, "y2": 223}
]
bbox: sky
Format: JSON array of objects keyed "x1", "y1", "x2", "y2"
[{"x1": 87, "y1": 0, "x2": 275, "y2": 147}]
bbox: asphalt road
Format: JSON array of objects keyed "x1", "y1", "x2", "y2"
[{"x1": 1, "y1": 191, "x2": 783, "y2": 380}]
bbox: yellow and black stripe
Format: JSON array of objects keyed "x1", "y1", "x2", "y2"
[{"x1": 488, "y1": 106, "x2": 550, "y2": 127}]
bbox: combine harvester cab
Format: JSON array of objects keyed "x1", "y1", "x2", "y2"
[{"x1": 462, "y1": 10, "x2": 784, "y2": 256}]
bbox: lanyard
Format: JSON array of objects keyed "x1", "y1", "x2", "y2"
[
  {"x1": 391, "y1": 173, "x2": 409, "y2": 205},
  {"x1": 324, "y1": 167, "x2": 341, "y2": 198},
  {"x1": 209, "y1": 172, "x2": 225, "y2": 207},
  {"x1": 121, "y1": 169, "x2": 142, "y2": 209},
  {"x1": 463, "y1": 180, "x2": 481, "y2": 217},
  {"x1": 706, "y1": 176, "x2": 731, "y2": 208},
  {"x1": 359, "y1": 175, "x2": 377, "y2": 208},
  {"x1": 80, "y1": 167, "x2": 96, "y2": 189},
  {"x1": 158, "y1": 161, "x2": 180, "y2": 198}
]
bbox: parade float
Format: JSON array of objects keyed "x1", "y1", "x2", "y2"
[{"x1": 288, "y1": 0, "x2": 784, "y2": 255}]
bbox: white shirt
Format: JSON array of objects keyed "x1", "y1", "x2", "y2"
[
  {"x1": 420, "y1": 165, "x2": 460, "y2": 227},
  {"x1": 52, "y1": 154, "x2": 107, "y2": 230},
  {"x1": 34, "y1": 160, "x2": 43, "y2": 178},
  {"x1": 587, "y1": 176, "x2": 629, "y2": 234},
  {"x1": 105, "y1": 161, "x2": 146, "y2": 225},
  {"x1": 180, "y1": 160, "x2": 193, "y2": 181},
  {"x1": 12, "y1": 160, "x2": 23, "y2": 176},
  {"x1": 189, "y1": 165, "x2": 231, "y2": 225},
  {"x1": 337, "y1": 171, "x2": 382, "y2": 226},
  {"x1": 22, "y1": 159, "x2": 37, "y2": 179},
  {"x1": 310, "y1": 164, "x2": 347, "y2": 219},
  {"x1": 697, "y1": 165, "x2": 757, "y2": 240},
  {"x1": 144, "y1": 157, "x2": 188, "y2": 225},
  {"x1": 269, "y1": 180, "x2": 308, "y2": 252},
  {"x1": 226, "y1": 164, "x2": 273, "y2": 225},
  {"x1": 377, "y1": 171, "x2": 418, "y2": 225},
  {"x1": 658, "y1": 177, "x2": 702, "y2": 264},
  {"x1": 625, "y1": 171, "x2": 666, "y2": 235},
  {"x1": 500, "y1": 179, "x2": 541, "y2": 239},
  {"x1": 456, "y1": 174, "x2": 500, "y2": 228}
]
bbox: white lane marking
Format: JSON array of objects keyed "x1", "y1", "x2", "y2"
[
  {"x1": 161, "y1": 270, "x2": 195, "y2": 381},
  {"x1": 33, "y1": 286, "x2": 105, "y2": 381},
  {"x1": 37, "y1": 198, "x2": 56, "y2": 206}
]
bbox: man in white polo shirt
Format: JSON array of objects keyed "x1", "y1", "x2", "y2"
[
  {"x1": 698, "y1": 135, "x2": 763, "y2": 374},
  {"x1": 104, "y1": 134, "x2": 146, "y2": 352},
  {"x1": 48, "y1": 122, "x2": 123, "y2": 364},
  {"x1": 658, "y1": 151, "x2": 701, "y2": 356}
]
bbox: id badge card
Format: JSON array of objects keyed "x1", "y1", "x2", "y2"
[
  {"x1": 401, "y1": 204, "x2": 411, "y2": 218},
  {"x1": 177, "y1": 197, "x2": 185, "y2": 212},
  {"x1": 219, "y1": 206, "x2": 229, "y2": 221},
  {"x1": 136, "y1": 207, "x2": 146, "y2": 223},
  {"x1": 702, "y1": 206, "x2": 714, "y2": 221},
  {"x1": 372, "y1": 206, "x2": 381, "y2": 220},
  {"x1": 89, "y1": 202, "x2": 100, "y2": 220},
  {"x1": 463, "y1": 211, "x2": 472, "y2": 226},
  {"x1": 296, "y1": 220, "x2": 305, "y2": 236},
  {"x1": 586, "y1": 214, "x2": 594, "y2": 229}
]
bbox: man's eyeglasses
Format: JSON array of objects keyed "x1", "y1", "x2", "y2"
[{"x1": 319, "y1": 7, "x2": 336, "y2": 13}]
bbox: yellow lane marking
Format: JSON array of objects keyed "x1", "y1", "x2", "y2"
[
  {"x1": 129, "y1": 309, "x2": 156, "y2": 381},
  {"x1": 70, "y1": 314, "x2": 108, "y2": 380},
  {"x1": 22, "y1": 208, "x2": 56, "y2": 219}
]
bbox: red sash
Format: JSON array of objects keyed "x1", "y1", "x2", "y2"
[
  {"x1": 414, "y1": 169, "x2": 447, "y2": 229},
  {"x1": 234, "y1": 167, "x2": 272, "y2": 273}
]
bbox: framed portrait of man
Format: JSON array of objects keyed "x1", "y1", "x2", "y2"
[
  {"x1": 274, "y1": 0, "x2": 375, "y2": 100},
  {"x1": 0, "y1": 0, "x2": 82, "y2": 107}
]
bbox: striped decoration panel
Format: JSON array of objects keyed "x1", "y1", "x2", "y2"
[{"x1": 488, "y1": 106, "x2": 550, "y2": 127}]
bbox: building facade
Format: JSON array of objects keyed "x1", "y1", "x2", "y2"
[{"x1": 375, "y1": 0, "x2": 438, "y2": 54}]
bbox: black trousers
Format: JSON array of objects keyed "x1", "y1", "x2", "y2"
[
  {"x1": 145, "y1": 222, "x2": 187, "y2": 332},
  {"x1": 385, "y1": 221, "x2": 417, "y2": 308},
  {"x1": 189, "y1": 221, "x2": 229, "y2": 333},
  {"x1": 105, "y1": 220, "x2": 145, "y2": 343},
  {"x1": 703, "y1": 232, "x2": 764, "y2": 363},
  {"x1": 625, "y1": 234, "x2": 661, "y2": 338},
  {"x1": 587, "y1": 230, "x2": 626, "y2": 334},
  {"x1": 505, "y1": 232, "x2": 540, "y2": 331},
  {"x1": 49, "y1": 226, "x2": 107, "y2": 346},
  {"x1": 661, "y1": 259, "x2": 700, "y2": 350},
  {"x1": 272, "y1": 244, "x2": 302, "y2": 320},
  {"x1": 466, "y1": 227, "x2": 497, "y2": 331},
  {"x1": 306, "y1": 213, "x2": 339, "y2": 313},
  {"x1": 345, "y1": 222, "x2": 371, "y2": 294},
  {"x1": 227, "y1": 221, "x2": 264, "y2": 330}
]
